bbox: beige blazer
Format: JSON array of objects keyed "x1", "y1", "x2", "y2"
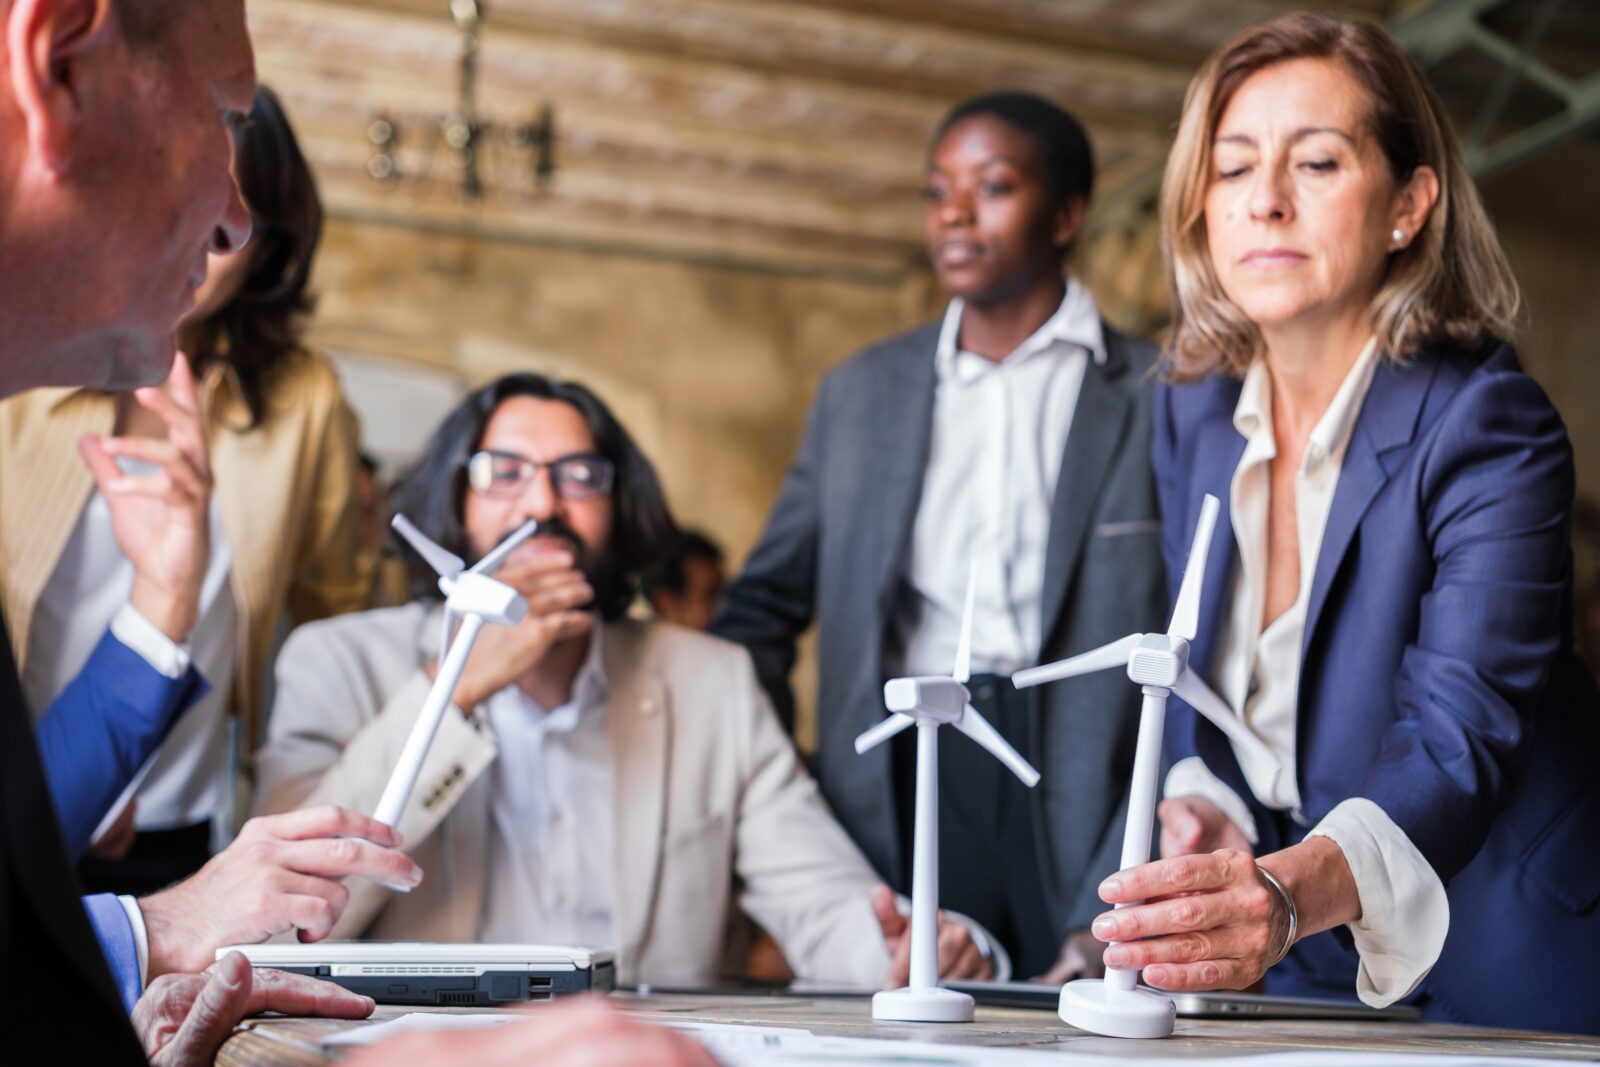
[
  {"x1": 0, "y1": 350, "x2": 366, "y2": 745},
  {"x1": 254, "y1": 604, "x2": 891, "y2": 988}
]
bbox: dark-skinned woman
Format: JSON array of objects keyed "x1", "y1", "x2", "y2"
[{"x1": 715, "y1": 92, "x2": 1167, "y2": 980}]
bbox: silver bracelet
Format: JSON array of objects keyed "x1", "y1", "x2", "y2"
[{"x1": 1256, "y1": 864, "x2": 1298, "y2": 969}]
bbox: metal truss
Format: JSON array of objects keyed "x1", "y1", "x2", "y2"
[{"x1": 1391, "y1": 0, "x2": 1600, "y2": 179}]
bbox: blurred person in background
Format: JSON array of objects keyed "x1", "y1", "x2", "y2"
[
  {"x1": 714, "y1": 91, "x2": 1167, "y2": 981},
  {"x1": 256, "y1": 373, "x2": 995, "y2": 989},
  {"x1": 643, "y1": 529, "x2": 726, "y2": 630},
  {"x1": 356, "y1": 449, "x2": 413, "y2": 608}
]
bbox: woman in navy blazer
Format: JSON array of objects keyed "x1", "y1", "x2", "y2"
[{"x1": 1086, "y1": 13, "x2": 1600, "y2": 1033}]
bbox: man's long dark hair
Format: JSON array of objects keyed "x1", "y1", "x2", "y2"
[
  {"x1": 388, "y1": 373, "x2": 680, "y2": 621},
  {"x1": 186, "y1": 86, "x2": 322, "y2": 428}
]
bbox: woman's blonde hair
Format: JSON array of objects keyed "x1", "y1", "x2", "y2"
[{"x1": 1160, "y1": 12, "x2": 1520, "y2": 380}]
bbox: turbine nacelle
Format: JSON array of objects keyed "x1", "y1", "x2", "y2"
[
  {"x1": 1127, "y1": 635, "x2": 1190, "y2": 690},
  {"x1": 883, "y1": 677, "x2": 970, "y2": 723},
  {"x1": 440, "y1": 572, "x2": 528, "y2": 627}
]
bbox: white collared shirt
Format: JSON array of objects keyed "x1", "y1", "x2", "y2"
[
  {"x1": 24, "y1": 463, "x2": 237, "y2": 833},
  {"x1": 478, "y1": 627, "x2": 615, "y2": 948},
  {"x1": 1165, "y1": 339, "x2": 1449, "y2": 1007},
  {"x1": 893, "y1": 279, "x2": 1104, "y2": 676}
]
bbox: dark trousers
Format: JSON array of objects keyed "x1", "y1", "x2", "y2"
[
  {"x1": 78, "y1": 821, "x2": 212, "y2": 898},
  {"x1": 895, "y1": 673, "x2": 1056, "y2": 977}
]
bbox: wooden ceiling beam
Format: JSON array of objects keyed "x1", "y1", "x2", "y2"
[
  {"x1": 253, "y1": 0, "x2": 1189, "y2": 135},
  {"x1": 774, "y1": 0, "x2": 1405, "y2": 67},
  {"x1": 261, "y1": 51, "x2": 1167, "y2": 202},
  {"x1": 309, "y1": 162, "x2": 927, "y2": 284},
  {"x1": 257, "y1": 51, "x2": 930, "y2": 199}
]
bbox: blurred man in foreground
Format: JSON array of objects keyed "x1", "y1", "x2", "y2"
[{"x1": 0, "y1": 1, "x2": 419, "y2": 1061}]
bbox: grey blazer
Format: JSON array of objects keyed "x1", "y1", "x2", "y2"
[{"x1": 713, "y1": 318, "x2": 1167, "y2": 933}]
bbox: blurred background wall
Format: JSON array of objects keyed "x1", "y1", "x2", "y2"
[{"x1": 249, "y1": 0, "x2": 1600, "y2": 737}]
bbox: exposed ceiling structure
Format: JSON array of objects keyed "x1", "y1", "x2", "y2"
[
  {"x1": 248, "y1": 0, "x2": 1594, "y2": 285},
  {"x1": 1393, "y1": 0, "x2": 1600, "y2": 179}
]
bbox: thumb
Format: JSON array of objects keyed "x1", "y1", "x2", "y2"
[
  {"x1": 871, "y1": 884, "x2": 904, "y2": 938},
  {"x1": 165, "y1": 952, "x2": 254, "y2": 1067}
]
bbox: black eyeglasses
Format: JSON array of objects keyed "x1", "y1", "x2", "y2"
[{"x1": 466, "y1": 450, "x2": 615, "y2": 501}]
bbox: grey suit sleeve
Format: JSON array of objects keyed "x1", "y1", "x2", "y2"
[
  {"x1": 710, "y1": 375, "x2": 832, "y2": 734},
  {"x1": 1066, "y1": 788, "x2": 1134, "y2": 932}
]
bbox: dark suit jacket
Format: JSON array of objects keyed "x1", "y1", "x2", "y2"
[
  {"x1": 1154, "y1": 340, "x2": 1600, "y2": 1034},
  {"x1": 714, "y1": 318, "x2": 1167, "y2": 933},
  {"x1": 0, "y1": 611, "x2": 146, "y2": 1059}
]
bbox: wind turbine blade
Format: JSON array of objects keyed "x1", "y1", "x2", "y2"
[
  {"x1": 1171, "y1": 670, "x2": 1279, "y2": 766},
  {"x1": 392, "y1": 515, "x2": 465, "y2": 578},
  {"x1": 1168, "y1": 494, "x2": 1221, "y2": 641},
  {"x1": 953, "y1": 560, "x2": 977, "y2": 683},
  {"x1": 1011, "y1": 633, "x2": 1143, "y2": 689},
  {"x1": 954, "y1": 705, "x2": 1040, "y2": 787},
  {"x1": 854, "y1": 713, "x2": 916, "y2": 754},
  {"x1": 469, "y1": 519, "x2": 540, "y2": 577}
]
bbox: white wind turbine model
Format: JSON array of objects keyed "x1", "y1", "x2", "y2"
[
  {"x1": 1014, "y1": 494, "x2": 1276, "y2": 1039},
  {"x1": 370, "y1": 515, "x2": 539, "y2": 839},
  {"x1": 855, "y1": 565, "x2": 1041, "y2": 1023}
]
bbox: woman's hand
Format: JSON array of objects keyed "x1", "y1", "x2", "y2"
[
  {"x1": 1160, "y1": 796, "x2": 1253, "y2": 858},
  {"x1": 80, "y1": 352, "x2": 212, "y2": 643},
  {"x1": 1093, "y1": 849, "x2": 1287, "y2": 990},
  {"x1": 1091, "y1": 838, "x2": 1360, "y2": 992}
]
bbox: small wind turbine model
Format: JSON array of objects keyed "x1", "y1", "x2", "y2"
[
  {"x1": 855, "y1": 566, "x2": 1041, "y2": 1023},
  {"x1": 1014, "y1": 494, "x2": 1276, "y2": 1039},
  {"x1": 371, "y1": 515, "x2": 539, "y2": 839}
]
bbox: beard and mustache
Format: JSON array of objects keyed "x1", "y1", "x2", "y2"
[{"x1": 478, "y1": 516, "x2": 627, "y2": 619}]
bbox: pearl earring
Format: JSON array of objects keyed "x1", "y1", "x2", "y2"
[{"x1": 1391, "y1": 227, "x2": 1407, "y2": 249}]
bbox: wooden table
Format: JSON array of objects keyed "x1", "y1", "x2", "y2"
[{"x1": 219, "y1": 992, "x2": 1600, "y2": 1065}]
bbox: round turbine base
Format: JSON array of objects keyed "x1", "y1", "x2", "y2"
[
  {"x1": 1059, "y1": 978, "x2": 1175, "y2": 1038},
  {"x1": 872, "y1": 987, "x2": 975, "y2": 1023}
]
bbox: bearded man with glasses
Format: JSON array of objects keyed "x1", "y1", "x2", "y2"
[{"x1": 252, "y1": 373, "x2": 994, "y2": 990}]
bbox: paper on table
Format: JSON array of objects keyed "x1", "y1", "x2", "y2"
[
  {"x1": 88, "y1": 753, "x2": 159, "y2": 847},
  {"x1": 658, "y1": 1020, "x2": 818, "y2": 1051},
  {"x1": 324, "y1": 1017, "x2": 1580, "y2": 1067},
  {"x1": 716, "y1": 1040, "x2": 1583, "y2": 1067},
  {"x1": 322, "y1": 1015, "x2": 817, "y2": 1050}
]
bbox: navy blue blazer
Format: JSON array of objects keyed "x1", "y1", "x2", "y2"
[
  {"x1": 35, "y1": 628, "x2": 205, "y2": 859},
  {"x1": 1153, "y1": 340, "x2": 1600, "y2": 1034}
]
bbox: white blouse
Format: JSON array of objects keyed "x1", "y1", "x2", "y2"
[{"x1": 1164, "y1": 339, "x2": 1449, "y2": 1007}]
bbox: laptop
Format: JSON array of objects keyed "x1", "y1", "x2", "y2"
[{"x1": 216, "y1": 942, "x2": 616, "y2": 1007}]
